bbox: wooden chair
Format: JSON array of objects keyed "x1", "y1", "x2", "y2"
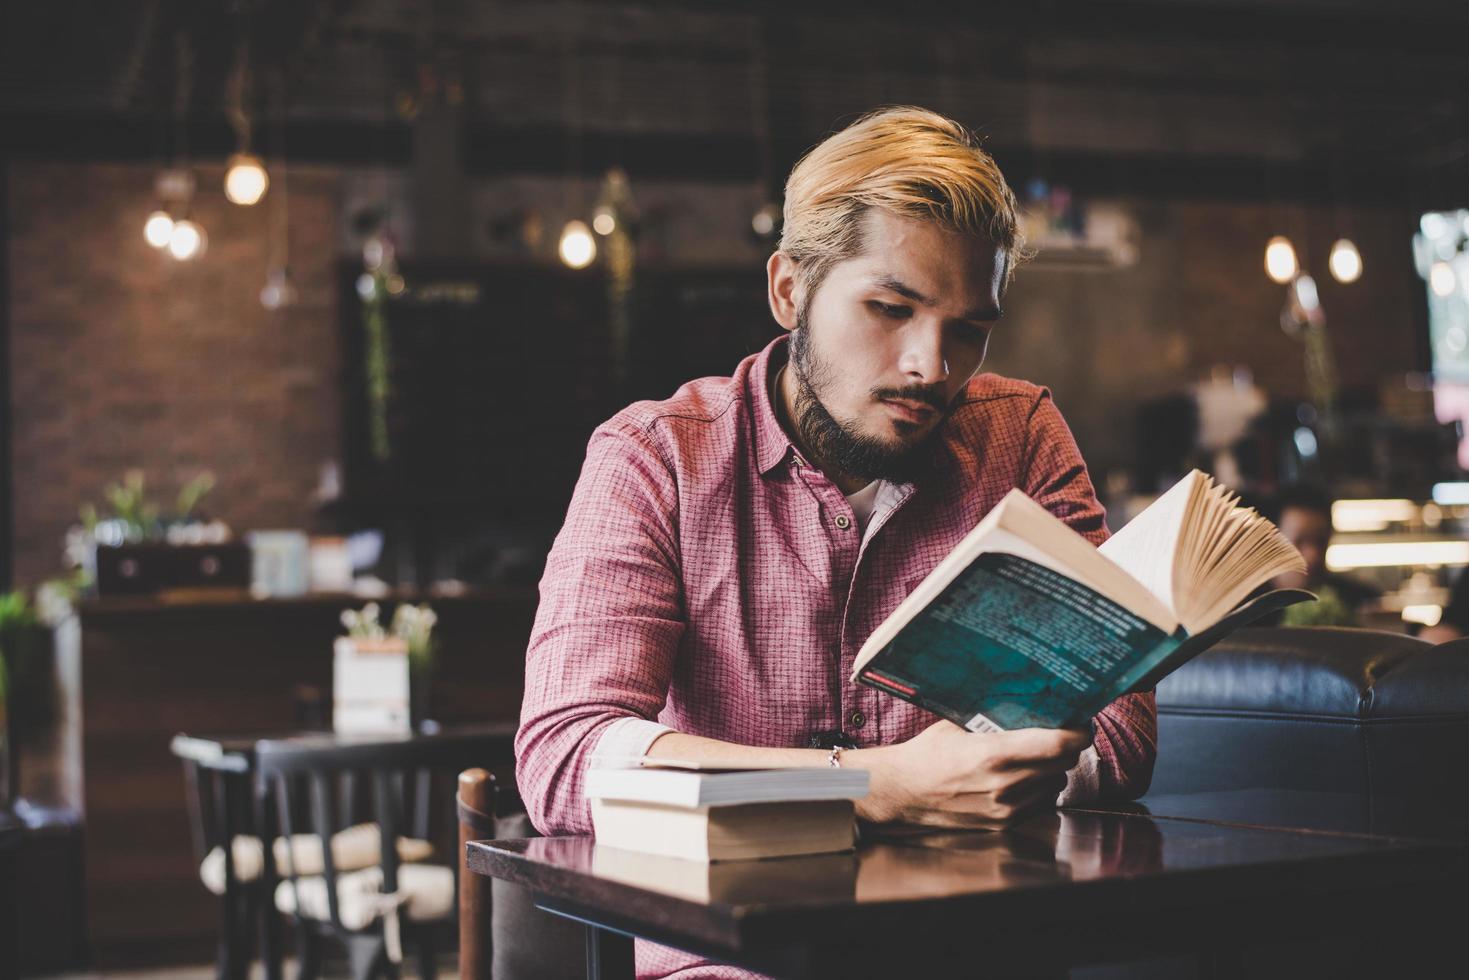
[
  {"x1": 174, "y1": 743, "x2": 261, "y2": 980},
  {"x1": 254, "y1": 729, "x2": 512, "y2": 980},
  {"x1": 456, "y1": 770, "x2": 583, "y2": 980},
  {"x1": 456, "y1": 768, "x2": 496, "y2": 980}
]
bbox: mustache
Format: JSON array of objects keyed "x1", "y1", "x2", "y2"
[{"x1": 872, "y1": 386, "x2": 947, "y2": 411}]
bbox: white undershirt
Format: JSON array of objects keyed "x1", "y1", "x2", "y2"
[{"x1": 845, "y1": 480, "x2": 881, "y2": 533}]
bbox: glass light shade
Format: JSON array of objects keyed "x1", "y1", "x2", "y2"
[
  {"x1": 260, "y1": 268, "x2": 298, "y2": 310},
  {"x1": 167, "y1": 219, "x2": 206, "y2": 260},
  {"x1": 1292, "y1": 274, "x2": 1320, "y2": 312},
  {"x1": 1328, "y1": 239, "x2": 1362, "y2": 283},
  {"x1": 1265, "y1": 236, "x2": 1298, "y2": 284},
  {"x1": 224, "y1": 153, "x2": 269, "y2": 206},
  {"x1": 1430, "y1": 261, "x2": 1457, "y2": 298},
  {"x1": 144, "y1": 210, "x2": 174, "y2": 248},
  {"x1": 751, "y1": 202, "x2": 781, "y2": 238},
  {"x1": 559, "y1": 220, "x2": 596, "y2": 269}
]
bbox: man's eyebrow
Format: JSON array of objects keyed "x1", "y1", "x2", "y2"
[{"x1": 868, "y1": 273, "x2": 1003, "y2": 321}]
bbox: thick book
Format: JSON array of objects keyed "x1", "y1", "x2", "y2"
[
  {"x1": 851, "y1": 470, "x2": 1312, "y2": 732},
  {"x1": 589, "y1": 798, "x2": 858, "y2": 862},
  {"x1": 586, "y1": 761, "x2": 866, "y2": 862},
  {"x1": 585, "y1": 763, "x2": 870, "y2": 809}
]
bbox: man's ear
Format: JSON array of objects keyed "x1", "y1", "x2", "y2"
[{"x1": 766, "y1": 251, "x2": 801, "y2": 332}]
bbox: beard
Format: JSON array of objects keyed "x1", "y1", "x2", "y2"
[{"x1": 787, "y1": 309, "x2": 947, "y2": 485}]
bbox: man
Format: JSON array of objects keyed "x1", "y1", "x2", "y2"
[
  {"x1": 517, "y1": 106, "x2": 1156, "y2": 978},
  {"x1": 1261, "y1": 484, "x2": 1378, "y2": 627}
]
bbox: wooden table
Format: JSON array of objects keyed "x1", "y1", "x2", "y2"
[{"x1": 467, "y1": 803, "x2": 1463, "y2": 979}]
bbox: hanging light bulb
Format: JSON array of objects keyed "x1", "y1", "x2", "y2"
[
  {"x1": 1430, "y1": 261, "x2": 1457, "y2": 298},
  {"x1": 591, "y1": 206, "x2": 616, "y2": 236},
  {"x1": 751, "y1": 202, "x2": 781, "y2": 239},
  {"x1": 259, "y1": 267, "x2": 298, "y2": 310},
  {"x1": 559, "y1": 219, "x2": 596, "y2": 269},
  {"x1": 224, "y1": 153, "x2": 269, "y2": 205},
  {"x1": 168, "y1": 219, "x2": 207, "y2": 261},
  {"x1": 1264, "y1": 236, "x2": 1298, "y2": 284},
  {"x1": 144, "y1": 210, "x2": 175, "y2": 248},
  {"x1": 1328, "y1": 239, "x2": 1362, "y2": 284}
]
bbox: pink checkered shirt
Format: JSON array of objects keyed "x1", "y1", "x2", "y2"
[{"x1": 517, "y1": 333, "x2": 1157, "y2": 980}]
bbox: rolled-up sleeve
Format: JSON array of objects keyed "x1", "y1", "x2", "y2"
[
  {"x1": 515, "y1": 420, "x2": 686, "y2": 834},
  {"x1": 1021, "y1": 387, "x2": 1158, "y2": 801}
]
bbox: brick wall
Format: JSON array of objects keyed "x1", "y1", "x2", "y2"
[
  {"x1": 7, "y1": 162, "x2": 342, "y2": 588},
  {"x1": 991, "y1": 198, "x2": 1425, "y2": 474},
  {"x1": 5, "y1": 162, "x2": 1426, "y2": 586}
]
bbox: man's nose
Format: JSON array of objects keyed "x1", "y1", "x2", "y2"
[{"x1": 898, "y1": 325, "x2": 950, "y2": 385}]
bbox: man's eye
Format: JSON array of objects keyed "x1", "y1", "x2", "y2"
[{"x1": 869, "y1": 301, "x2": 909, "y2": 318}]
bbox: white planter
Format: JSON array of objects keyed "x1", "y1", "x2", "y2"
[{"x1": 332, "y1": 636, "x2": 411, "y2": 735}]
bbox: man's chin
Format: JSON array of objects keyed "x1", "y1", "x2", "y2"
[{"x1": 879, "y1": 417, "x2": 938, "y2": 440}]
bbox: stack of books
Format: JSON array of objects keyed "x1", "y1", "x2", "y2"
[{"x1": 587, "y1": 761, "x2": 870, "y2": 862}]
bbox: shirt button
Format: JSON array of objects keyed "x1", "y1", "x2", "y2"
[
  {"x1": 834, "y1": 514, "x2": 851, "y2": 530},
  {"x1": 848, "y1": 709, "x2": 866, "y2": 729}
]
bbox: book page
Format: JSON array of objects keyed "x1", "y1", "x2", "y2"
[
  {"x1": 1099, "y1": 471, "x2": 1305, "y2": 634},
  {"x1": 1096, "y1": 470, "x2": 1201, "y2": 615}
]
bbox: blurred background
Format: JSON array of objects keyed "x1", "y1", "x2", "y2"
[{"x1": 1, "y1": 0, "x2": 1468, "y2": 974}]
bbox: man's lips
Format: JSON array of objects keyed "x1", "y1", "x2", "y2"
[{"x1": 882, "y1": 398, "x2": 938, "y2": 422}]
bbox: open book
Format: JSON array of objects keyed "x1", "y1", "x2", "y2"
[{"x1": 851, "y1": 470, "x2": 1312, "y2": 732}]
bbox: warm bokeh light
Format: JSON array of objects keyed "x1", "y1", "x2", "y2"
[
  {"x1": 752, "y1": 203, "x2": 780, "y2": 238},
  {"x1": 559, "y1": 220, "x2": 596, "y2": 269},
  {"x1": 144, "y1": 210, "x2": 174, "y2": 248},
  {"x1": 1326, "y1": 539, "x2": 1469, "y2": 570},
  {"x1": 1330, "y1": 499, "x2": 1416, "y2": 533},
  {"x1": 1430, "y1": 261, "x2": 1457, "y2": 298},
  {"x1": 167, "y1": 219, "x2": 206, "y2": 260},
  {"x1": 1402, "y1": 604, "x2": 1443, "y2": 627},
  {"x1": 592, "y1": 208, "x2": 616, "y2": 235},
  {"x1": 1328, "y1": 238, "x2": 1362, "y2": 283},
  {"x1": 224, "y1": 153, "x2": 269, "y2": 206},
  {"x1": 1264, "y1": 235, "x2": 1298, "y2": 284}
]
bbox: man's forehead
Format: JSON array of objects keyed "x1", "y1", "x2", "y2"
[{"x1": 849, "y1": 211, "x2": 1005, "y2": 299}]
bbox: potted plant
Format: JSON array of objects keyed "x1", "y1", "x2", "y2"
[
  {"x1": 68, "y1": 470, "x2": 246, "y2": 596},
  {"x1": 391, "y1": 603, "x2": 439, "y2": 729}
]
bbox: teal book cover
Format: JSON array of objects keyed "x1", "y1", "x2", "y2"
[{"x1": 856, "y1": 552, "x2": 1311, "y2": 731}]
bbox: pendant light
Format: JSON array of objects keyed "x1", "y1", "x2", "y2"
[
  {"x1": 1328, "y1": 239, "x2": 1363, "y2": 284},
  {"x1": 223, "y1": 19, "x2": 268, "y2": 206},
  {"x1": 1265, "y1": 236, "x2": 1299, "y2": 284}
]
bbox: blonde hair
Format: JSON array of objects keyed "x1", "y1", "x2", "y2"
[{"x1": 779, "y1": 106, "x2": 1026, "y2": 297}]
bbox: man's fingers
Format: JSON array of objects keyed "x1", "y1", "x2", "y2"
[
  {"x1": 984, "y1": 727, "x2": 1091, "y2": 767},
  {"x1": 947, "y1": 774, "x2": 1068, "y2": 823},
  {"x1": 993, "y1": 772, "x2": 1069, "y2": 807}
]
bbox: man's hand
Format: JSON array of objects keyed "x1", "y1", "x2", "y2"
[{"x1": 848, "y1": 720, "x2": 1091, "y2": 828}]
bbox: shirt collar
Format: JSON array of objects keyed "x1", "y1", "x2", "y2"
[{"x1": 753, "y1": 333, "x2": 803, "y2": 476}]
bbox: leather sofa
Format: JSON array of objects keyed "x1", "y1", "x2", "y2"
[{"x1": 1153, "y1": 626, "x2": 1469, "y2": 810}]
